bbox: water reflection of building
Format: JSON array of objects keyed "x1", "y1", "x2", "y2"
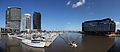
[
  {"x1": 6, "y1": 7, "x2": 21, "y2": 32},
  {"x1": 81, "y1": 36, "x2": 115, "y2": 52},
  {"x1": 82, "y1": 18, "x2": 116, "y2": 35},
  {"x1": 23, "y1": 14, "x2": 31, "y2": 32},
  {"x1": 1, "y1": 35, "x2": 21, "y2": 52},
  {"x1": 33, "y1": 12, "x2": 41, "y2": 32},
  {"x1": 0, "y1": 35, "x2": 45, "y2": 52}
]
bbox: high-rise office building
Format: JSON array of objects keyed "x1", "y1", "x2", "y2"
[
  {"x1": 33, "y1": 12, "x2": 41, "y2": 31},
  {"x1": 6, "y1": 7, "x2": 21, "y2": 31},
  {"x1": 23, "y1": 14, "x2": 31, "y2": 31}
]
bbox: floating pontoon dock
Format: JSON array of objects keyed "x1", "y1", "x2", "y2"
[{"x1": 45, "y1": 34, "x2": 59, "y2": 46}]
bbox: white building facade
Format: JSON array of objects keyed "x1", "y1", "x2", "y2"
[{"x1": 23, "y1": 14, "x2": 31, "y2": 32}]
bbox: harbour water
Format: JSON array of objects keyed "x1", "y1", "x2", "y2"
[
  {"x1": 107, "y1": 37, "x2": 120, "y2": 52},
  {"x1": 0, "y1": 32, "x2": 118, "y2": 52}
]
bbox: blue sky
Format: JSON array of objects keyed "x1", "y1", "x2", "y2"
[{"x1": 0, "y1": 0, "x2": 120, "y2": 31}]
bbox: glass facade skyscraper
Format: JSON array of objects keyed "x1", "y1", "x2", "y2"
[
  {"x1": 33, "y1": 12, "x2": 41, "y2": 31},
  {"x1": 6, "y1": 7, "x2": 21, "y2": 31}
]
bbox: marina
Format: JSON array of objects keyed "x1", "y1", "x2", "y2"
[{"x1": 7, "y1": 32, "x2": 61, "y2": 47}]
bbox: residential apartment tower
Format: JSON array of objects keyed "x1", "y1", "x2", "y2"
[{"x1": 6, "y1": 7, "x2": 21, "y2": 32}]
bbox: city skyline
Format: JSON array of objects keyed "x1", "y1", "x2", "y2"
[{"x1": 0, "y1": 0, "x2": 120, "y2": 31}]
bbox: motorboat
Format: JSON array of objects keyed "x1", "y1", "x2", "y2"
[
  {"x1": 69, "y1": 43, "x2": 78, "y2": 48},
  {"x1": 22, "y1": 39, "x2": 45, "y2": 47},
  {"x1": 22, "y1": 33, "x2": 46, "y2": 47},
  {"x1": 7, "y1": 33, "x2": 14, "y2": 37},
  {"x1": 69, "y1": 41, "x2": 78, "y2": 48}
]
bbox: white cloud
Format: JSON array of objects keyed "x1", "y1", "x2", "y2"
[
  {"x1": 66, "y1": 1, "x2": 71, "y2": 5},
  {"x1": 115, "y1": 21, "x2": 120, "y2": 25},
  {"x1": 72, "y1": 0, "x2": 86, "y2": 8},
  {"x1": 67, "y1": 22, "x2": 71, "y2": 24}
]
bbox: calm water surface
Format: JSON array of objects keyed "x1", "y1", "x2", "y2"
[
  {"x1": 0, "y1": 32, "x2": 117, "y2": 52},
  {"x1": 108, "y1": 37, "x2": 120, "y2": 52}
]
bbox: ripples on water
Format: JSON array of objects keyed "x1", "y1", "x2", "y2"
[{"x1": 0, "y1": 32, "x2": 118, "y2": 52}]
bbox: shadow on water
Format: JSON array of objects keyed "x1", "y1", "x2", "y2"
[
  {"x1": 107, "y1": 37, "x2": 120, "y2": 52},
  {"x1": 0, "y1": 33, "x2": 118, "y2": 52},
  {"x1": 0, "y1": 37, "x2": 5, "y2": 52}
]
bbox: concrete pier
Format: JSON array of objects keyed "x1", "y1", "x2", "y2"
[{"x1": 45, "y1": 34, "x2": 59, "y2": 47}]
